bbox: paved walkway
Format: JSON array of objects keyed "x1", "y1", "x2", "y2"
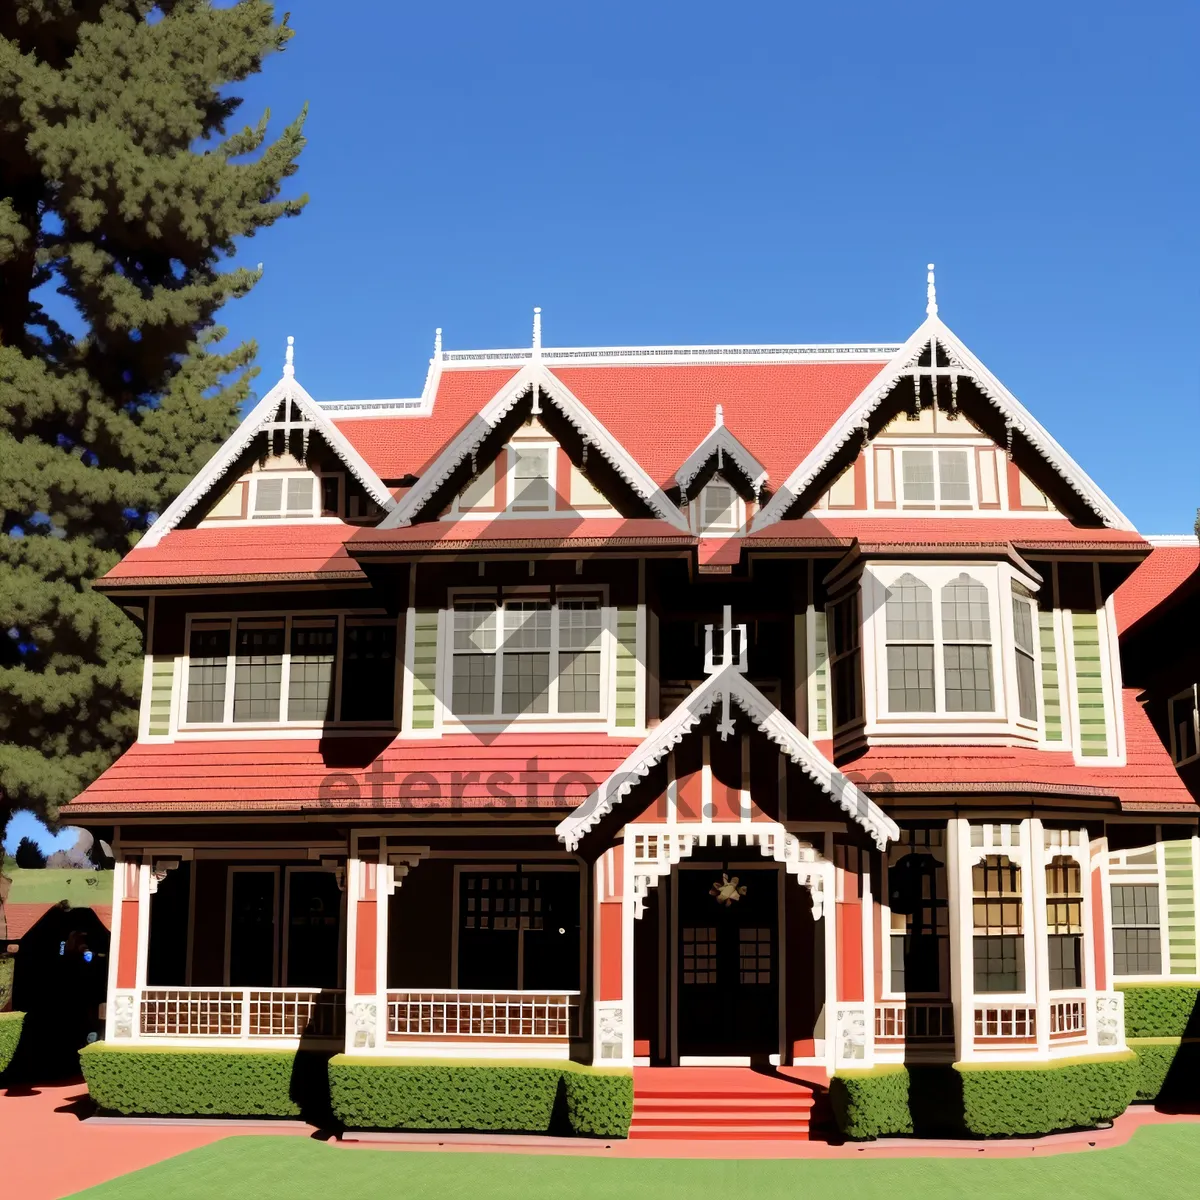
[{"x1": 2, "y1": 1078, "x2": 1199, "y2": 1198}]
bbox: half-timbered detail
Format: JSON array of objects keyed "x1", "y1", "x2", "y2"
[{"x1": 66, "y1": 272, "x2": 1198, "y2": 1133}]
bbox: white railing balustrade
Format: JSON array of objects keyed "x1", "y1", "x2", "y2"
[
  {"x1": 1049, "y1": 999, "x2": 1087, "y2": 1039},
  {"x1": 875, "y1": 1001, "x2": 955, "y2": 1041},
  {"x1": 138, "y1": 987, "x2": 345, "y2": 1040},
  {"x1": 973, "y1": 1005, "x2": 1037, "y2": 1041},
  {"x1": 386, "y1": 990, "x2": 581, "y2": 1040}
]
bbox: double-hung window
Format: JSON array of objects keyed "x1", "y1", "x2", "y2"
[
  {"x1": 182, "y1": 614, "x2": 395, "y2": 727},
  {"x1": 1168, "y1": 685, "x2": 1199, "y2": 765},
  {"x1": 251, "y1": 473, "x2": 321, "y2": 519},
  {"x1": 1111, "y1": 884, "x2": 1162, "y2": 975},
  {"x1": 1012, "y1": 585, "x2": 1039, "y2": 722},
  {"x1": 510, "y1": 446, "x2": 552, "y2": 511},
  {"x1": 828, "y1": 591, "x2": 863, "y2": 728},
  {"x1": 972, "y1": 855, "x2": 1024, "y2": 992},
  {"x1": 449, "y1": 596, "x2": 605, "y2": 719},
  {"x1": 1045, "y1": 856, "x2": 1083, "y2": 989},
  {"x1": 899, "y1": 448, "x2": 972, "y2": 507}
]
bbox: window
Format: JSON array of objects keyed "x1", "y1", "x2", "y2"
[
  {"x1": 1045, "y1": 857, "x2": 1083, "y2": 989},
  {"x1": 972, "y1": 855, "x2": 1024, "y2": 992},
  {"x1": 1111, "y1": 884, "x2": 1162, "y2": 975},
  {"x1": 1012, "y1": 585, "x2": 1039, "y2": 723},
  {"x1": 182, "y1": 614, "x2": 395, "y2": 727},
  {"x1": 899, "y1": 448, "x2": 972, "y2": 507},
  {"x1": 339, "y1": 622, "x2": 396, "y2": 722},
  {"x1": 510, "y1": 446, "x2": 552, "y2": 511},
  {"x1": 1169, "y1": 686, "x2": 1199, "y2": 765},
  {"x1": 941, "y1": 574, "x2": 993, "y2": 711},
  {"x1": 186, "y1": 624, "x2": 230, "y2": 723},
  {"x1": 888, "y1": 847, "x2": 948, "y2": 994},
  {"x1": 885, "y1": 574, "x2": 934, "y2": 711},
  {"x1": 828, "y1": 592, "x2": 862, "y2": 728},
  {"x1": 320, "y1": 475, "x2": 341, "y2": 516},
  {"x1": 701, "y1": 482, "x2": 738, "y2": 530},
  {"x1": 449, "y1": 596, "x2": 605, "y2": 719},
  {"x1": 251, "y1": 473, "x2": 319, "y2": 519}
]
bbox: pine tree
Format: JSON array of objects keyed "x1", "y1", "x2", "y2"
[{"x1": 0, "y1": 2, "x2": 308, "y2": 822}]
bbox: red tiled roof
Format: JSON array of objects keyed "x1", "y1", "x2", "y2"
[
  {"x1": 1114, "y1": 543, "x2": 1200, "y2": 634},
  {"x1": 843, "y1": 691, "x2": 1192, "y2": 810},
  {"x1": 330, "y1": 362, "x2": 887, "y2": 487},
  {"x1": 3, "y1": 902, "x2": 113, "y2": 941},
  {"x1": 99, "y1": 525, "x2": 365, "y2": 588},
  {"x1": 349, "y1": 516, "x2": 695, "y2": 553},
  {"x1": 66, "y1": 735, "x2": 641, "y2": 815}
]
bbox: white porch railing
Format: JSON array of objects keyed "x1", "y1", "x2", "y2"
[
  {"x1": 1049, "y1": 998, "x2": 1087, "y2": 1039},
  {"x1": 973, "y1": 1004, "x2": 1037, "y2": 1042},
  {"x1": 874, "y1": 1001, "x2": 955, "y2": 1042},
  {"x1": 138, "y1": 987, "x2": 345, "y2": 1040},
  {"x1": 386, "y1": 990, "x2": 582, "y2": 1040}
]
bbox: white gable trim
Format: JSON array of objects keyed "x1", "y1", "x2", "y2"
[
  {"x1": 675, "y1": 416, "x2": 768, "y2": 498},
  {"x1": 141, "y1": 372, "x2": 396, "y2": 548},
  {"x1": 555, "y1": 664, "x2": 897, "y2": 851},
  {"x1": 751, "y1": 316, "x2": 1134, "y2": 533},
  {"x1": 379, "y1": 363, "x2": 690, "y2": 530}
]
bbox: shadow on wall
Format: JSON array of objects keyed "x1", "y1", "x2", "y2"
[{"x1": 6, "y1": 904, "x2": 109, "y2": 1083}]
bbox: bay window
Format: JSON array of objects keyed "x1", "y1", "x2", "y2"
[
  {"x1": 182, "y1": 613, "x2": 395, "y2": 727},
  {"x1": 1045, "y1": 856, "x2": 1083, "y2": 989},
  {"x1": 450, "y1": 595, "x2": 606, "y2": 719},
  {"x1": 1012, "y1": 585, "x2": 1039, "y2": 722},
  {"x1": 973, "y1": 855, "x2": 1024, "y2": 992},
  {"x1": 828, "y1": 591, "x2": 863, "y2": 728}
]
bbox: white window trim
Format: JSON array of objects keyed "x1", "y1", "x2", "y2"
[
  {"x1": 688, "y1": 476, "x2": 747, "y2": 535},
  {"x1": 860, "y1": 561, "x2": 1043, "y2": 743},
  {"x1": 1106, "y1": 839, "x2": 1173, "y2": 983},
  {"x1": 505, "y1": 438, "x2": 558, "y2": 514},
  {"x1": 895, "y1": 441, "x2": 978, "y2": 510},
  {"x1": 440, "y1": 585, "x2": 614, "y2": 732},
  {"x1": 246, "y1": 470, "x2": 343, "y2": 521},
  {"x1": 1168, "y1": 684, "x2": 1200, "y2": 766},
  {"x1": 178, "y1": 610, "x2": 398, "y2": 735}
]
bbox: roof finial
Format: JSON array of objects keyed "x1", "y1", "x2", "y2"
[
  {"x1": 284, "y1": 335, "x2": 295, "y2": 377},
  {"x1": 715, "y1": 403, "x2": 724, "y2": 426},
  {"x1": 434, "y1": 327, "x2": 443, "y2": 359},
  {"x1": 926, "y1": 263, "x2": 938, "y2": 317},
  {"x1": 532, "y1": 306, "x2": 542, "y2": 357}
]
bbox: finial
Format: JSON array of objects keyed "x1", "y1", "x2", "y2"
[
  {"x1": 715, "y1": 403, "x2": 724, "y2": 427},
  {"x1": 434, "y1": 327, "x2": 443, "y2": 359},
  {"x1": 284, "y1": 335, "x2": 295, "y2": 377},
  {"x1": 926, "y1": 263, "x2": 938, "y2": 317},
  {"x1": 532, "y1": 306, "x2": 542, "y2": 356}
]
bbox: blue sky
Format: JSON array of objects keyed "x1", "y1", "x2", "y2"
[{"x1": 205, "y1": 3, "x2": 1192, "y2": 532}]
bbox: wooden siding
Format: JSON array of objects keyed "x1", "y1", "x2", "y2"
[
  {"x1": 410, "y1": 609, "x2": 440, "y2": 731},
  {"x1": 614, "y1": 605, "x2": 638, "y2": 728},
  {"x1": 1164, "y1": 839, "x2": 1197, "y2": 975},
  {"x1": 1039, "y1": 610, "x2": 1063, "y2": 743},
  {"x1": 147, "y1": 655, "x2": 175, "y2": 737},
  {"x1": 1071, "y1": 611, "x2": 1108, "y2": 757}
]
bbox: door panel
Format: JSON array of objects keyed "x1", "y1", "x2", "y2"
[
  {"x1": 285, "y1": 869, "x2": 342, "y2": 988},
  {"x1": 227, "y1": 869, "x2": 277, "y2": 986}
]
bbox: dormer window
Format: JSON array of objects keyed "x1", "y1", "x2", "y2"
[
  {"x1": 510, "y1": 445, "x2": 552, "y2": 511},
  {"x1": 248, "y1": 471, "x2": 341, "y2": 519},
  {"x1": 692, "y1": 478, "x2": 744, "y2": 534}
]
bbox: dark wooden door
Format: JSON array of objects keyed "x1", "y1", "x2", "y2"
[{"x1": 676, "y1": 866, "x2": 779, "y2": 1057}]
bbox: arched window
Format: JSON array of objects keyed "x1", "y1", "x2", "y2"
[
  {"x1": 885, "y1": 573, "x2": 934, "y2": 712},
  {"x1": 888, "y1": 837, "x2": 948, "y2": 995},
  {"x1": 1045, "y1": 856, "x2": 1083, "y2": 989},
  {"x1": 941, "y1": 573, "x2": 993, "y2": 711},
  {"x1": 972, "y1": 855, "x2": 1023, "y2": 992}
]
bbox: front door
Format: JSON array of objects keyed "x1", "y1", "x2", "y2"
[{"x1": 676, "y1": 865, "x2": 779, "y2": 1058}]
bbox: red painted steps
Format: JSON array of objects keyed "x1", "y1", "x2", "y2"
[{"x1": 630, "y1": 1067, "x2": 819, "y2": 1140}]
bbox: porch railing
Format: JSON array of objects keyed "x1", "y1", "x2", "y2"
[
  {"x1": 874, "y1": 1001, "x2": 955, "y2": 1042},
  {"x1": 386, "y1": 990, "x2": 582, "y2": 1040},
  {"x1": 973, "y1": 1004, "x2": 1037, "y2": 1042},
  {"x1": 1049, "y1": 998, "x2": 1087, "y2": 1039},
  {"x1": 138, "y1": 987, "x2": 345, "y2": 1040}
]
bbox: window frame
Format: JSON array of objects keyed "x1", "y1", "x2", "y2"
[
  {"x1": 1168, "y1": 685, "x2": 1200, "y2": 766},
  {"x1": 1110, "y1": 881, "x2": 1164, "y2": 977},
  {"x1": 247, "y1": 469, "x2": 344, "y2": 521},
  {"x1": 1044, "y1": 855, "x2": 1084, "y2": 992},
  {"x1": 896, "y1": 443, "x2": 978, "y2": 510},
  {"x1": 690, "y1": 477, "x2": 745, "y2": 534},
  {"x1": 504, "y1": 438, "x2": 558, "y2": 514},
  {"x1": 179, "y1": 610, "x2": 398, "y2": 732},
  {"x1": 971, "y1": 854, "x2": 1026, "y2": 994},
  {"x1": 442, "y1": 585, "x2": 613, "y2": 728},
  {"x1": 882, "y1": 828, "x2": 950, "y2": 1001}
]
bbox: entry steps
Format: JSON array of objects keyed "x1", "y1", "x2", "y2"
[{"x1": 630, "y1": 1067, "x2": 818, "y2": 1140}]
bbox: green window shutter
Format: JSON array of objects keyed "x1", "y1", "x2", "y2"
[
  {"x1": 614, "y1": 606, "x2": 639, "y2": 728},
  {"x1": 147, "y1": 655, "x2": 175, "y2": 737},
  {"x1": 1164, "y1": 840, "x2": 1197, "y2": 975},
  {"x1": 1071, "y1": 611, "x2": 1108, "y2": 757},
  {"x1": 813, "y1": 611, "x2": 829, "y2": 736},
  {"x1": 1039, "y1": 610, "x2": 1063, "y2": 743},
  {"x1": 409, "y1": 610, "x2": 440, "y2": 731}
]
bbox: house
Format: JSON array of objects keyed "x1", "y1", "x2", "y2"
[{"x1": 64, "y1": 273, "x2": 1197, "y2": 1119}]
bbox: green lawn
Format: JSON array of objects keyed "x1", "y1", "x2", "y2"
[
  {"x1": 4, "y1": 867, "x2": 112, "y2": 905},
  {"x1": 76, "y1": 1123, "x2": 1200, "y2": 1199}
]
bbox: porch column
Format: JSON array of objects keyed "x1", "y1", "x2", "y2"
[
  {"x1": 946, "y1": 817, "x2": 973, "y2": 1060},
  {"x1": 831, "y1": 841, "x2": 873, "y2": 1066},
  {"x1": 592, "y1": 842, "x2": 631, "y2": 1063},
  {"x1": 106, "y1": 859, "x2": 149, "y2": 1042},
  {"x1": 345, "y1": 841, "x2": 388, "y2": 1053}
]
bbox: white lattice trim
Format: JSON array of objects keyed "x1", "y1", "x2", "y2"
[
  {"x1": 751, "y1": 315, "x2": 1134, "y2": 533},
  {"x1": 555, "y1": 665, "x2": 897, "y2": 851},
  {"x1": 379, "y1": 363, "x2": 690, "y2": 530},
  {"x1": 141, "y1": 373, "x2": 395, "y2": 547}
]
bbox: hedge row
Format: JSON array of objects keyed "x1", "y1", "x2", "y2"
[
  {"x1": 80, "y1": 1045, "x2": 306, "y2": 1117},
  {"x1": 328, "y1": 1057, "x2": 632, "y2": 1137},
  {"x1": 0, "y1": 1012, "x2": 24, "y2": 1075},
  {"x1": 832, "y1": 1055, "x2": 1136, "y2": 1140},
  {"x1": 1118, "y1": 984, "x2": 1200, "y2": 1038}
]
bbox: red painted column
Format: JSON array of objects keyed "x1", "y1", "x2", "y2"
[
  {"x1": 1091, "y1": 864, "x2": 1108, "y2": 990},
  {"x1": 116, "y1": 862, "x2": 141, "y2": 989},
  {"x1": 597, "y1": 844, "x2": 624, "y2": 1002},
  {"x1": 836, "y1": 855, "x2": 864, "y2": 1002},
  {"x1": 354, "y1": 854, "x2": 380, "y2": 996}
]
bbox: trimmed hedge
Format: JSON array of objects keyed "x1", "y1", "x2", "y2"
[
  {"x1": 830, "y1": 1066, "x2": 913, "y2": 1140},
  {"x1": 80, "y1": 1045, "x2": 312, "y2": 1117},
  {"x1": 1129, "y1": 1038, "x2": 1180, "y2": 1101},
  {"x1": 328, "y1": 1057, "x2": 633, "y2": 1137},
  {"x1": 0, "y1": 1012, "x2": 24, "y2": 1075},
  {"x1": 957, "y1": 1054, "x2": 1136, "y2": 1136},
  {"x1": 1118, "y1": 984, "x2": 1200, "y2": 1039}
]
